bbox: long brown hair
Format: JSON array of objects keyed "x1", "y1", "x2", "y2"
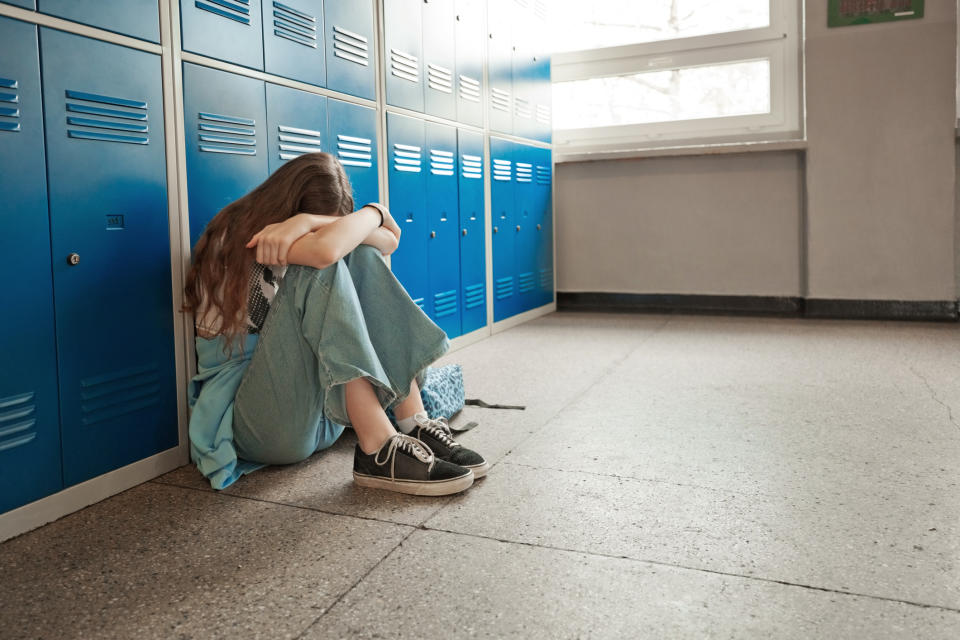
[{"x1": 183, "y1": 152, "x2": 354, "y2": 348}]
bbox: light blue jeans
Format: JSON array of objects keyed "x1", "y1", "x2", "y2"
[{"x1": 232, "y1": 245, "x2": 450, "y2": 465}]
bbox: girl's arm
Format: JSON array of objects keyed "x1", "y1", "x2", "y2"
[{"x1": 247, "y1": 205, "x2": 400, "y2": 265}]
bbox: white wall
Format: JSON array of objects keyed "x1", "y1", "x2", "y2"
[{"x1": 556, "y1": 2, "x2": 958, "y2": 303}]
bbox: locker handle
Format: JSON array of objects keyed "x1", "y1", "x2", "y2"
[
  {"x1": 67, "y1": 253, "x2": 80, "y2": 266},
  {"x1": 462, "y1": 229, "x2": 467, "y2": 236},
  {"x1": 493, "y1": 226, "x2": 499, "y2": 233},
  {"x1": 516, "y1": 225, "x2": 521, "y2": 232},
  {"x1": 430, "y1": 231, "x2": 436, "y2": 238}
]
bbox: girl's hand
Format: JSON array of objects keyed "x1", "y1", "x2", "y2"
[{"x1": 246, "y1": 213, "x2": 314, "y2": 266}]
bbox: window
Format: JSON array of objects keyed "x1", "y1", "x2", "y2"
[{"x1": 550, "y1": 0, "x2": 803, "y2": 157}]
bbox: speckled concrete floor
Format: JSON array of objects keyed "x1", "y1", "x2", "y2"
[{"x1": 3, "y1": 312, "x2": 960, "y2": 639}]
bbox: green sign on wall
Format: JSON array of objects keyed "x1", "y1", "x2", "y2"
[{"x1": 828, "y1": 0, "x2": 924, "y2": 27}]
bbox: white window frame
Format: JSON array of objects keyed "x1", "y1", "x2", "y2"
[{"x1": 551, "y1": 0, "x2": 803, "y2": 156}]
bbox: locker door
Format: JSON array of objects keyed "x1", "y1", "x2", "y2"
[
  {"x1": 384, "y1": 0, "x2": 423, "y2": 112},
  {"x1": 0, "y1": 17, "x2": 62, "y2": 513},
  {"x1": 324, "y1": 0, "x2": 375, "y2": 100},
  {"x1": 490, "y1": 137, "x2": 516, "y2": 321},
  {"x1": 183, "y1": 63, "x2": 268, "y2": 245},
  {"x1": 262, "y1": 0, "x2": 325, "y2": 87},
  {"x1": 457, "y1": 128, "x2": 486, "y2": 334},
  {"x1": 40, "y1": 29, "x2": 176, "y2": 486},
  {"x1": 0, "y1": 1, "x2": 34, "y2": 9},
  {"x1": 327, "y1": 98, "x2": 378, "y2": 208},
  {"x1": 454, "y1": 0, "x2": 484, "y2": 128},
  {"x1": 511, "y1": 1, "x2": 536, "y2": 140},
  {"x1": 425, "y1": 122, "x2": 461, "y2": 338},
  {"x1": 422, "y1": 0, "x2": 456, "y2": 121},
  {"x1": 386, "y1": 112, "x2": 428, "y2": 310},
  {"x1": 265, "y1": 83, "x2": 326, "y2": 174},
  {"x1": 38, "y1": 0, "x2": 160, "y2": 43},
  {"x1": 180, "y1": 0, "x2": 264, "y2": 70},
  {"x1": 487, "y1": 1, "x2": 513, "y2": 134},
  {"x1": 531, "y1": 0, "x2": 552, "y2": 143},
  {"x1": 513, "y1": 143, "x2": 537, "y2": 313},
  {"x1": 534, "y1": 147, "x2": 554, "y2": 306}
]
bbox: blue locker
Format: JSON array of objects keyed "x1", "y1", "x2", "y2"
[
  {"x1": 265, "y1": 83, "x2": 326, "y2": 175},
  {"x1": 487, "y1": 1, "x2": 513, "y2": 134},
  {"x1": 327, "y1": 98, "x2": 378, "y2": 208},
  {"x1": 425, "y1": 122, "x2": 461, "y2": 337},
  {"x1": 324, "y1": 0, "x2": 375, "y2": 100},
  {"x1": 454, "y1": 0, "x2": 484, "y2": 127},
  {"x1": 39, "y1": 0, "x2": 160, "y2": 43},
  {"x1": 457, "y1": 128, "x2": 486, "y2": 334},
  {"x1": 387, "y1": 112, "x2": 428, "y2": 310},
  {"x1": 490, "y1": 137, "x2": 516, "y2": 321},
  {"x1": 384, "y1": 0, "x2": 423, "y2": 112},
  {"x1": 262, "y1": 0, "x2": 325, "y2": 87},
  {"x1": 40, "y1": 28, "x2": 176, "y2": 486},
  {"x1": 180, "y1": 0, "x2": 264, "y2": 70},
  {"x1": 422, "y1": 0, "x2": 456, "y2": 121},
  {"x1": 0, "y1": 17, "x2": 62, "y2": 513},
  {"x1": 0, "y1": 0, "x2": 34, "y2": 9},
  {"x1": 183, "y1": 63, "x2": 268, "y2": 245},
  {"x1": 534, "y1": 146, "x2": 553, "y2": 306},
  {"x1": 513, "y1": 142, "x2": 538, "y2": 313}
]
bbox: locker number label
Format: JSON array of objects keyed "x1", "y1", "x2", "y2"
[{"x1": 106, "y1": 215, "x2": 125, "y2": 230}]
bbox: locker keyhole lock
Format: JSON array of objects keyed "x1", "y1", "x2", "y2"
[
  {"x1": 67, "y1": 253, "x2": 80, "y2": 266},
  {"x1": 516, "y1": 225, "x2": 521, "y2": 232},
  {"x1": 430, "y1": 231, "x2": 437, "y2": 238},
  {"x1": 462, "y1": 229, "x2": 468, "y2": 236},
  {"x1": 537, "y1": 224, "x2": 542, "y2": 230},
  {"x1": 493, "y1": 226, "x2": 499, "y2": 233}
]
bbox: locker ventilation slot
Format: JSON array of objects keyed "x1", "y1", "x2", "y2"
[
  {"x1": 195, "y1": 0, "x2": 251, "y2": 25},
  {"x1": 65, "y1": 90, "x2": 149, "y2": 145},
  {"x1": 80, "y1": 363, "x2": 161, "y2": 427},
  {"x1": 458, "y1": 75, "x2": 480, "y2": 103},
  {"x1": 534, "y1": 0, "x2": 548, "y2": 20},
  {"x1": 272, "y1": 1, "x2": 317, "y2": 48},
  {"x1": 539, "y1": 267, "x2": 553, "y2": 289},
  {"x1": 518, "y1": 271, "x2": 536, "y2": 293},
  {"x1": 433, "y1": 290, "x2": 458, "y2": 318},
  {"x1": 0, "y1": 77, "x2": 20, "y2": 133},
  {"x1": 198, "y1": 111, "x2": 256, "y2": 156},
  {"x1": 413, "y1": 297, "x2": 425, "y2": 310},
  {"x1": 427, "y1": 64, "x2": 453, "y2": 94},
  {"x1": 277, "y1": 124, "x2": 323, "y2": 160},
  {"x1": 536, "y1": 165, "x2": 551, "y2": 185},
  {"x1": 515, "y1": 162, "x2": 533, "y2": 183},
  {"x1": 0, "y1": 391, "x2": 37, "y2": 452},
  {"x1": 430, "y1": 149, "x2": 455, "y2": 176},
  {"x1": 464, "y1": 283, "x2": 485, "y2": 310},
  {"x1": 495, "y1": 276, "x2": 514, "y2": 300},
  {"x1": 536, "y1": 104, "x2": 551, "y2": 125},
  {"x1": 333, "y1": 26, "x2": 370, "y2": 66},
  {"x1": 393, "y1": 143, "x2": 422, "y2": 173},
  {"x1": 461, "y1": 154, "x2": 483, "y2": 180},
  {"x1": 491, "y1": 87, "x2": 511, "y2": 112},
  {"x1": 390, "y1": 49, "x2": 419, "y2": 83},
  {"x1": 337, "y1": 134, "x2": 373, "y2": 168},
  {"x1": 492, "y1": 158, "x2": 512, "y2": 182},
  {"x1": 515, "y1": 97, "x2": 533, "y2": 120}
]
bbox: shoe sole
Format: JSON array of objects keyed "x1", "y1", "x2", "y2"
[
  {"x1": 465, "y1": 461, "x2": 489, "y2": 479},
  {"x1": 353, "y1": 470, "x2": 474, "y2": 496}
]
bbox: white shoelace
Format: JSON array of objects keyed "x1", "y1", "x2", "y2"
[
  {"x1": 416, "y1": 416, "x2": 460, "y2": 449},
  {"x1": 374, "y1": 434, "x2": 436, "y2": 478}
]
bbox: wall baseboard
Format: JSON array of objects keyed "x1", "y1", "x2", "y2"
[
  {"x1": 557, "y1": 292, "x2": 802, "y2": 316},
  {"x1": 557, "y1": 292, "x2": 959, "y2": 322}
]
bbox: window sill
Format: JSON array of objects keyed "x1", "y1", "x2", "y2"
[{"x1": 554, "y1": 139, "x2": 808, "y2": 164}]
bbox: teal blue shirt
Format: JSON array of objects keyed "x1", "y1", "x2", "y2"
[{"x1": 188, "y1": 334, "x2": 266, "y2": 490}]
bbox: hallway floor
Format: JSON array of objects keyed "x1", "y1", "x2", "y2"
[{"x1": 3, "y1": 312, "x2": 960, "y2": 639}]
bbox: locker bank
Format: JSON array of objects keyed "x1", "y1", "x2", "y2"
[{"x1": 0, "y1": 0, "x2": 554, "y2": 530}]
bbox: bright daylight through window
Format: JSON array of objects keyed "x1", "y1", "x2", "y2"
[{"x1": 549, "y1": 0, "x2": 802, "y2": 158}]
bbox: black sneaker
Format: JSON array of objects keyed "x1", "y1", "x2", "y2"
[
  {"x1": 353, "y1": 433, "x2": 474, "y2": 496},
  {"x1": 410, "y1": 416, "x2": 489, "y2": 479}
]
